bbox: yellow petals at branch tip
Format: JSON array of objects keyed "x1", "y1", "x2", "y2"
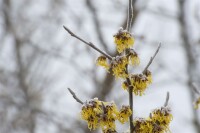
[
  {"x1": 144, "y1": 70, "x2": 153, "y2": 84},
  {"x1": 194, "y1": 97, "x2": 200, "y2": 109},
  {"x1": 100, "y1": 103, "x2": 118, "y2": 132},
  {"x1": 113, "y1": 29, "x2": 134, "y2": 53},
  {"x1": 130, "y1": 74, "x2": 151, "y2": 96},
  {"x1": 80, "y1": 98, "x2": 122, "y2": 132},
  {"x1": 124, "y1": 70, "x2": 152, "y2": 95},
  {"x1": 122, "y1": 81, "x2": 129, "y2": 90},
  {"x1": 111, "y1": 56, "x2": 128, "y2": 79},
  {"x1": 96, "y1": 56, "x2": 110, "y2": 70},
  {"x1": 129, "y1": 54, "x2": 140, "y2": 66},
  {"x1": 134, "y1": 107, "x2": 172, "y2": 133},
  {"x1": 118, "y1": 105, "x2": 132, "y2": 124},
  {"x1": 150, "y1": 107, "x2": 173, "y2": 133},
  {"x1": 81, "y1": 99, "x2": 102, "y2": 130},
  {"x1": 128, "y1": 50, "x2": 140, "y2": 66},
  {"x1": 103, "y1": 128, "x2": 117, "y2": 133},
  {"x1": 80, "y1": 98, "x2": 134, "y2": 132},
  {"x1": 134, "y1": 118, "x2": 153, "y2": 133}
]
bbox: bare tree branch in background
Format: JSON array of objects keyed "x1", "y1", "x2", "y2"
[
  {"x1": 178, "y1": 0, "x2": 200, "y2": 132},
  {"x1": 85, "y1": 0, "x2": 109, "y2": 50},
  {"x1": 2, "y1": 0, "x2": 37, "y2": 132}
]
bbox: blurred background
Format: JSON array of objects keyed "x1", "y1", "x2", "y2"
[{"x1": 0, "y1": 0, "x2": 200, "y2": 133}]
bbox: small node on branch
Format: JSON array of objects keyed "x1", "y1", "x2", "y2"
[{"x1": 68, "y1": 88, "x2": 83, "y2": 104}]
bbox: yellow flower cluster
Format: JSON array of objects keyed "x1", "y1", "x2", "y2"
[
  {"x1": 144, "y1": 70, "x2": 153, "y2": 84},
  {"x1": 122, "y1": 81, "x2": 129, "y2": 90},
  {"x1": 194, "y1": 97, "x2": 200, "y2": 109},
  {"x1": 129, "y1": 72, "x2": 152, "y2": 96},
  {"x1": 130, "y1": 74, "x2": 148, "y2": 95},
  {"x1": 81, "y1": 98, "x2": 131, "y2": 132},
  {"x1": 102, "y1": 129, "x2": 117, "y2": 133},
  {"x1": 68, "y1": 1, "x2": 171, "y2": 132},
  {"x1": 134, "y1": 118, "x2": 153, "y2": 133},
  {"x1": 128, "y1": 50, "x2": 140, "y2": 66},
  {"x1": 151, "y1": 107, "x2": 173, "y2": 132},
  {"x1": 96, "y1": 56, "x2": 110, "y2": 70},
  {"x1": 121, "y1": 71, "x2": 152, "y2": 95},
  {"x1": 100, "y1": 102, "x2": 118, "y2": 131},
  {"x1": 81, "y1": 98, "x2": 102, "y2": 130},
  {"x1": 96, "y1": 55, "x2": 129, "y2": 79},
  {"x1": 118, "y1": 105, "x2": 132, "y2": 124},
  {"x1": 111, "y1": 56, "x2": 128, "y2": 78},
  {"x1": 134, "y1": 107, "x2": 172, "y2": 133},
  {"x1": 113, "y1": 28, "x2": 134, "y2": 53}
]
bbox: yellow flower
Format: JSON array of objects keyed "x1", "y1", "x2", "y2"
[
  {"x1": 104, "y1": 102, "x2": 119, "y2": 118},
  {"x1": 113, "y1": 28, "x2": 134, "y2": 53},
  {"x1": 128, "y1": 50, "x2": 140, "y2": 66},
  {"x1": 81, "y1": 98, "x2": 120, "y2": 132},
  {"x1": 194, "y1": 97, "x2": 200, "y2": 109},
  {"x1": 122, "y1": 81, "x2": 129, "y2": 90},
  {"x1": 130, "y1": 74, "x2": 150, "y2": 96},
  {"x1": 111, "y1": 56, "x2": 128, "y2": 78},
  {"x1": 100, "y1": 116, "x2": 116, "y2": 132},
  {"x1": 102, "y1": 128, "x2": 117, "y2": 133},
  {"x1": 100, "y1": 102, "x2": 118, "y2": 132},
  {"x1": 134, "y1": 118, "x2": 153, "y2": 133},
  {"x1": 134, "y1": 107, "x2": 173, "y2": 133},
  {"x1": 118, "y1": 105, "x2": 132, "y2": 124},
  {"x1": 150, "y1": 107, "x2": 173, "y2": 133},
  {"x1": 81, "y1": 98, "x2": 102, "y2": 130},
  {"x1": 96, "y1": 56, "x2": 110, "y2": 70},
  {"x1": 144, "y1": 70, "x2": 153, "y2": 84}
]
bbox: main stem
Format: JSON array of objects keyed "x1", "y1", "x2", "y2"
[
  {"x1": 126, "y1": 0, "x2": 134, "y2": 132},
  {"x1": 126, "y1": 76, "x2": 134, "y2": 132},
  {"x1": 125, "y1": 53, "x2": 134, "y2": 132}
]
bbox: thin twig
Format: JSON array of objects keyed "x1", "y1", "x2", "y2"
[
  {"x1": 86, "y1": 0, "x2": 108, "y2": 50},
  {"x1": 191, "y1": 83, "x2": 200, "y2": 95},
  {"x1": 142, "y1": 43, "x2": 161, "y2": 74},
  {"x1": 63, "y1": 26, "x2": 112, "y2": 60},
  {"x1": 68, "y1": 88, "x2": 83, "y2": 104},
  {"x1": 126, "y1": 0, "x2": 133, "y2": 31},
  {"x1": 164, "y1": 92, "x2": 170, "y2": 107}
]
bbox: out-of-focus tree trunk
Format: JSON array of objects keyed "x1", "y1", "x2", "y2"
[
  {"x1": 178, "y1": 0, "x2": 200, "y2": 132},
  {"x1": 2, "y1": 0, "x2": 41, "y2": 132}
]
